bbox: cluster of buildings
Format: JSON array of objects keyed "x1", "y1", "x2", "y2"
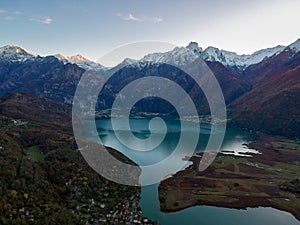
[
  {"x1": 8, "y1": 207, "x2": 34, "y2": 222},
  {"x1": 85, "y1": 200, "x2": 158, "y2": 225},
  {"x1": 11, "y1": 119, "x2": 28, "y2": 126}
]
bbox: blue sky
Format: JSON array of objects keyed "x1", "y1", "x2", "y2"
[{"x1": 1, "y1": 0, "x2": 300, "y2": 62}]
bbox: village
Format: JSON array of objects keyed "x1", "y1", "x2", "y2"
[
  {"x1": 8, "y1": 199, "x2": 158, "y2": 225},
  {"x1": 83, "y1": 198, "x2": 158, "y2": 225}
]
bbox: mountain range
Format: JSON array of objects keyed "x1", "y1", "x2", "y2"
[
  {"x1": 0, "y1": 38, "x2": 299, "y2": 138},
  {"x1": 1, "y1": 38, "x2": 299, "y2": 70}
]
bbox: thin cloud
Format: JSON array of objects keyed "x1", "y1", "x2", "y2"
[
  {"x1": 38, "y1": 16, "x2": 53, "y2": 24},
  {"x1": 117, "y1": 13, "x2": 162, "y2": 23},
  {"x1": 1, "y1": 10, "x2": 20, "y2": 21},
  {"x1": 28, "y1": 16, "x2": 54, "y2": 25},
  {"x1": 127, "y1": 13, "x2": 142, "y2": 22},
  {"x1": 4, "y1": 16, "x2": 15, "y2": 21},
  {"x1": 117, "y1": 13, "x2": 142, "y2": 22},
  {"x1": 151, "y1": 16, "x2": 163, "y2": 23}
]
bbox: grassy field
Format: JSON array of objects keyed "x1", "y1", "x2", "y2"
[{"x1": 27, "y1": 146, "x2": 45, "y2": 162}]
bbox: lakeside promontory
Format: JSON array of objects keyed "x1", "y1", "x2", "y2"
[{"x1": 159, "y1": 135, "x2": 300, "y2": 221}]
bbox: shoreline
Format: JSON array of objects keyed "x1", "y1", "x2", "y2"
[
  {"x1": 159, "y1": 134, "x2": 300, "y2": 221},
  {"x1": 160, "y1": 195, "x2": 300, "y2": 222}
]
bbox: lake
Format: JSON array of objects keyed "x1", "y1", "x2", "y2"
[{"x1": 85, "y1": 118, "x2": 300, "y2": 225}]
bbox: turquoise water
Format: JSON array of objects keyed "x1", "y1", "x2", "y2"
[
  {"x1": 140, "y1": 184, "x2": 300, "y2": 225},
  {"x1": 85, "y1": 118, "x2": 300, "y2": 225}
]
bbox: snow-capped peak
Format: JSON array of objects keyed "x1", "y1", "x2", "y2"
[
  {"x1": 2, "y1": 38, "x2": 298, "y2": 71},
  {"x1": 0, "y1": 45, "x2": 38, "y2": 62},
  {"x1": 135, "y1": 42, "x2": 285, "y2": 69},
  {"x1": 287, "y1": 38, "x2": 300, "y2": 52},
  {"x1": 70, "y1": 54, "x2": 90, "y2": 63},
  {"x1": 122, "y1": 57, "x2": 138, "y2": 65},
  {"x1": 140, "y1": 46, "x2": 199, "y2": 67},
  {"x1": 55, "y1": 54, "x2": 70, "y2": 62},
  {"x1": 198, "y1": 44, "x2": 285, "y2": 68},
  {"x1": 55, "y1": 53, "x2": 106, "y2": 72},
  {"x1": 125, "y1": 41, "x2": 286, "y2": 69},
  {"x1": 186, "y1": 41, "x2": 203, "y2": 53},
  {"x1": 55, "y1": 54, "x2": 91, "y2": 63}
]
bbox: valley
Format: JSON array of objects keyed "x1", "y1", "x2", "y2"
[
  {"x1": 0, "y1": 38, "x2": 300, "y2": 224},
  {"x1": 1, "y1": 1, "x2": 300, "y2": 224}
]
